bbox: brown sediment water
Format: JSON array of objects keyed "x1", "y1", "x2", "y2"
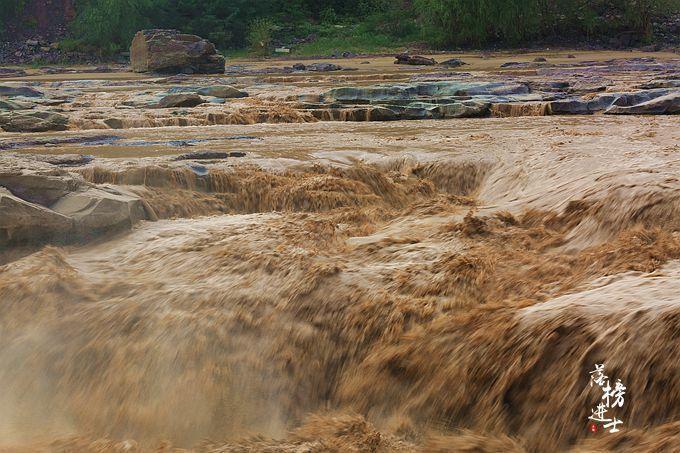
[{"x1": 1, "y1": 53, "x2": 679, "y2": 452}]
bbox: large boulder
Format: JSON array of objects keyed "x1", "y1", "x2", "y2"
[
  {"x1": 0, "y1": 111, "x2": 68, "y2": 132},
  {"x1": 51, "y1": 186, "x2": 148, "y2": 236},
  {"x1": 130, "y1": 29, "x2": 226, "y2": 74},
  {"x1": 0, "y1": 171, "x2": 84, "y2": 206},
  {"x1": 0, "y1": 187, "x2": 73, "y2": 246}
]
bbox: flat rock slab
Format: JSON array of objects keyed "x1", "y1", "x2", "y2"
[
  {"x1": 440, "y1": 58, "x2": 467, "y2": 67},
  {"x1": 175, "y1": 151, "x2": 246, "y2": 160},
  {"x1": 0, "y1": 171, "x2": 85, "y2": 206},
  {"x1": 155, "y1": 93, "x2": 205, "y2": 108},
  {"x1": 0, "y1": 86, "x2": 44, "y2": 97},
  {"x1": 0, "y1": 99, "x2": 36, "y2": 110},
  {"x1": 395, "y1": 54, "x2": 437, "y2": 65},
  {"x1": 0, "y1": 111, "x2": 69, "y2": 132},
  {"x1": 196, "y1": 85, "x2": 248, "y2": 98}
]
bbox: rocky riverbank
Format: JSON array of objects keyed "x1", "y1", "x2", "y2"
[{"x1": 0, "y1": 53, "x2": 678, "y2": 137}]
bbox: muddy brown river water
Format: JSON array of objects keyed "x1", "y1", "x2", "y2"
[{"x1": 0, "y1": 52, "x2": 679, "y2": 452}]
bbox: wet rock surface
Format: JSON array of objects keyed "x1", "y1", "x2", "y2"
[
  {"x1": 0, "y1": 56, "x2": 676, "y2": 136},
  {"x1": 155, "y1": 93, "x2": 206, "y2": 108},
  {"x1": 196, "y1": 85, "x2": 248, "y2": 98}
]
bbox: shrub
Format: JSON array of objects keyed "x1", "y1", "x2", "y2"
[{"x1": 247, "y1": 18, "x2": 276, "y2": 56}]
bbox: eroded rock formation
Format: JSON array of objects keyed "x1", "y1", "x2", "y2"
[{"x1": 130, "y1": 29, "x2": 226, "y2": 74}]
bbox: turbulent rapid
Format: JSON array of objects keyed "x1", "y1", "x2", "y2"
[{"x1": 1, "y1": 53, "x2": 679, "y2": 452}]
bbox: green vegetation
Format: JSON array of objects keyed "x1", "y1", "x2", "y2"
[
  {"x1": 414, "y1": 0, "x2": 679, "y2": 47},
  {"x1": 247, "y1": 18, "x2": 276, "y2": 56},
  {"x1": 0, "y1": 0, "x2": 26, "y2": 36},
  {"x1": 2, "y1": 1, "x2": 678, "y2": 55}
]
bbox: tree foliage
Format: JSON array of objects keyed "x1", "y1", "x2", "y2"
[
  {"x1": 415, "y1": 0, "x2": 678, "y2": 47},
  {"x1": 6, "y1": 0, "x2": 676, "y2": 53}
]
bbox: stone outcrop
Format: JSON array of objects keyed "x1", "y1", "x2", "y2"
[
  {"x1": 0, "y1": 187, "x2": 73, "y2": 246},
  {"x1": 395, "y1": 54, "x2": 437, "y2": 65},
  {"x1": 130, "y1": 29, "x2": 226, "y2": 74},
  {"x1": 0, "y1": 169, "x2": 152, "y2": 247},
  {"x1": 0, "y1": 111, "x2": 68, "y2": 132},
  {"x1": 605, "y1": 92, "x2": 680, "y2": 114},
  {"x1": 440, "y1": 58, "x2": 467, "y2": 67},
  {"x1": 0, "y1": 172, "x2": 84, "y2": 205},
  {"x1": 324, "y1": 81, "x2": 529, "y2": 103},
  {"x1": 155, "y1": 93, "x2": 205, "y2": 108},
  {"x1": 0, "y1": 99, "x2": 35, "y2": 110},
  {"x1": 52, "y1": 186, "x2": 148, "y2": 236},
  {"x1": 196, "y1": 85, "x2": 248, "y2": 98},
  {"x1": 0, "y1": 85, "x2": 44, "y2": 97}
]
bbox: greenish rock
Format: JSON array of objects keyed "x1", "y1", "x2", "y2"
[
  {"x1": 0, "y1": 86, "x2": 44, "y2": 97},
  {"x1": 155, "y1": 93, "x2": 205, "y2": 108},
  {"x1": 0, "y1": 111, "x2": 68, "y2": 132},
  {"x1": 0, "y1": 99, "x2": 35, "y2": 110},
  {"x1": 326, "y1": 81, "x2": 529, "y2": 103},
  {"x1": 196, "y1": 85, "x2": 248, "y2": 98}
]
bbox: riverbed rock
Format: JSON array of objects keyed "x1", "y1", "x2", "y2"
[
  {"x1": 0, "y1": 171, "x2": 85, "y2": 206},
  {"x1": 175, "y1": 151, "x2": 247, "y2": 160},
  {"x1": 0, "y1": 187, "x2": 73, "y2": 246},
  {"x1": 548, "y1": 99, "x2": 591, "y2": 114},
  {"x1": 326, "y1": 81, "x2": 529, "y2": 103},
  {"x1": 51, "y1": 186, "x2": 148, "y2": 235},
  {"x1": 37, "y1": 154, "x2": 95, "y2": 167},
  {"x1": 0, "y1": 111, "x2": 68, "y2": 132},
  {"x1": 0, "y1": 99, "x2": 35, "y2": 110},
  {"x1": 440, "y1": 58, "x2": 467, "y2": 67},
  {"x1": 196, "y1": 85, "x2": 248, "y2": 98},
  {"x1": 103, "y1": 118, "x2": 125, "y2": 129},
  {"x1": 395, "y1": 54, "x2": 437, "y2": 65},
  {"x1": 130, "y1": 29, "x2": 226, "y2": 74},
  {"x1": 436, "y1": 102, "x2": 490, "y2": 118},
  {"x1": 636, "y1": 79, "x2": 680, "y2": 89},
  {"x1": 0, "y1": 85, "x2": 44, "y2": 97},
  {"x1": 605, "y1": 92, "x2": 680, "y2": 114},
  {"x1": 155, "y1": 93, "x2": 205, "y2": 108},
  {"x1": 306, "y1": 63, "x2": 343, "y2": 72}
]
